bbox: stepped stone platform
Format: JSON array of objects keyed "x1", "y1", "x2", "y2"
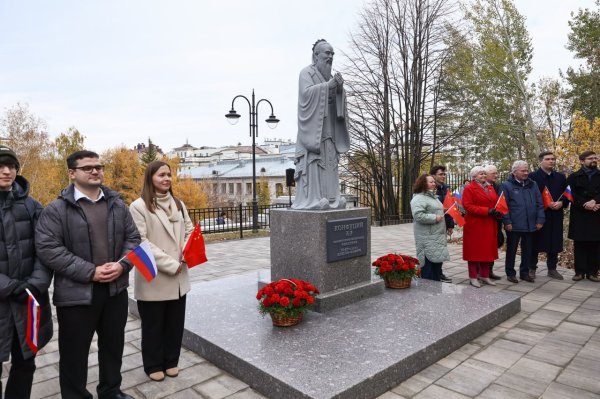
[{"x1": 176, "y1": 269, "x2": 520, "y2": 399}]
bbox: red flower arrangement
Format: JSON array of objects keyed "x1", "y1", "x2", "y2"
[
  {"x1": 256, "y1": 278, "x2": 320, "y2": 318},
  {"x1": 373, "y1": 253, "x2": 420, "y2": 281}
]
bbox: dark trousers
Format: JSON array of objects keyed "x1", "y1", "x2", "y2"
[
  {"x1": 137, "y1": 295, "x2": 186, "y2": 375},
  {"x1": 56, "y1": 284, "x2": 128, "y2": 399},
  {"x1": 0, "y1": 327, "x2": 36, "y2": 399},
  {"x1": 505, "y1": 231, "x2": 533, "y2": 278},
  {"x1": 573, "y1": 241, "x2": 600, "y2": 277},
  {"x1": 420, "y1": 257, "x2": 442, "y2": 281},
  {"x1": 532, "y1": 252, "x2": 558, "y2": 271}
]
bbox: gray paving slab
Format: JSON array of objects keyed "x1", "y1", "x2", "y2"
[{"x1": 4, "y1": 223, "x2": 596, "y2": 399}]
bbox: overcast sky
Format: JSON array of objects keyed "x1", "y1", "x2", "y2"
[{"x1": 0, "y1": 0, "x2": 596, "y2": 153}]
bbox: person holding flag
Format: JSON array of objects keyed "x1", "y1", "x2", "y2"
[
  {"x1": 462, "y1": 166, "x2": 501, "y2": 287},
  {"x1": 485, "y1": 164, "x2": 504, "y2": 280},
  {"x1": 410, "y1": 174, "x2": 450, "y2": 281},
  {"x1": 529, "y1": 151, "x2": 568, "y2": 280},
  {"x1": 129, "y1": 161, "x2": 194, "y2": 382},
  {"x1": 500, "y1": 160, "x2": 545, "y2": 284},
  {"x1": 566, "y1": 150, "x2": 600, "y2": 282},
  {"x1": 35, "y1": 150, "x2": 140, "y2": 399},
  {"x1": 430, "y1": 165, "x2": 454, "y2": 282},
  {"x1": 0, "y1": 146, "x2": 53, "y2": 399}
]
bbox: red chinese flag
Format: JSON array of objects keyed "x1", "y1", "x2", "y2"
[
  {"x1": 495, "y1": 192, "x2": 509, "y2": 215},
  {"x1": 542, "y1": 186, "x2": 553, "y2": 209},
  {"x1": 183, "y1": 223, "x2": 207, "y2": 268},
  {"x1": 447, "y1": 203, "x2": 465, "y2": 227},
  {"x1": 443, "y1": 191, "x2": 455, "y2": 209}
]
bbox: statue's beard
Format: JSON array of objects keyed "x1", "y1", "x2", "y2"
[{"x1": 316, "y1": 61, "x2": 332, "y2": 80}]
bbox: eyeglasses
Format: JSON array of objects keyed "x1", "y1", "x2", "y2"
[
  {"x1": 585, "y1": 157, "x2": 598, "y2": 161},
  {"x1": 72, "y1": 165, "x2": 105, "y2": 173}
]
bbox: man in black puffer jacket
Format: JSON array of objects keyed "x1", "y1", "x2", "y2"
[
  {"x1": 36, "y1": 150, "x2": 140, "y2": 399},
  {"x1": 0, "y1": 145, "x2": 53, "y2": 399}
]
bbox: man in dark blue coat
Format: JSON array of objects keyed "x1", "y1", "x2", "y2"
[
  {"x1": 501, "y1": 160, "x2": 545, "y2": 283},
  {"x1": 430, "y1": 165, "x2": 453, "y2": 283},
  {"x1": 529, "y1": 151, "x2": 567, "y2": 280},
  {"x1": 567, "y1": 150, "x2": 600, "y2": 282}
]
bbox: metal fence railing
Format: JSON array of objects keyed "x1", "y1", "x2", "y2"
[
  {"x1": 187, "y1": 204, "x2": 288, "y2": 238},
  {"x1": 353, "y1": 172, "x2": 510, "y2": 227}
]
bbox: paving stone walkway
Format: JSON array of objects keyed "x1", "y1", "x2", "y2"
[{"x1": 5, "y1": 224, "x2": 599, "y2": 398}]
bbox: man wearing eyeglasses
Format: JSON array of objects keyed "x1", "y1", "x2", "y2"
[
  {"x1": 567, "y1": 150, "x2": 600, "y2": 282},
  {"x1": 35, "y1": 150, "x2": 140, "y2": 399}
]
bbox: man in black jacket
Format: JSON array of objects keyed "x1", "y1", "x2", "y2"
[
  {"x1": 36, "y1": 150, "x2": 140, "y2": 399},
  {"x1": 430, "y1": 165, "x2": 453, "y2": 283},
  {"x1": 567, "y1": 150, "x2": 600, "y2": 282},
  {"x1": 529, "y1": 151, "x2": 567, "y2": 280},
  {"x1": 0, "y1": 145, "x2": 53, "y2": 399}
]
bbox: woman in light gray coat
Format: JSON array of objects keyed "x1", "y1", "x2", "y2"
[{"x1": 410, "y1": 174, "x2": 450, "y2": 281}]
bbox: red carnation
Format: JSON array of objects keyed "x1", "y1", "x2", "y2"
[
  {"x1": 284, "y1": 287, "x2": 294, "y2": 296},
  {"x1": 274, "y1": 284, "x2": 285, "y2": 294},
  {"x1": 262, "y1": 298, "x2": 272, "y2": 307},
  {"x1": 264, "y1": 286, "x2": 274, "y2": 296},
  {"x1": 279, "y1": 297, "x2": 290, "y2": 307},
  {"x1": 271, "y1": 294, "x2": 280, "y2": 303},
  {"x1": 292, "y1": 297, "x2": 302, "y2": 307},
  {"x1": 307, "y1": 296, "x2": 314, "y2": 304}
]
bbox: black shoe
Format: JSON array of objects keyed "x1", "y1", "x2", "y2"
[
  {"x1": 113, "y1": 393, "x2": 134, "y2": 399},
  {"x1": 440, "y1": 274, "x2": 452, "y2": 283},
  {"x1": 588, "y1": 275, "x2": 600, "y2": 282},
  {"x1": 572, "y1": 274, "x2": 584, "y2": 281},
  {"x1": 520, "y1": 275, "x2": 534, "y2": 283},
  {"x1": 489, "y1": 272, "x2": 502, "y2": 280},
  {"x1": 547, "y1": 270, "x2": 564, "y2": 280},
  {"x1": 507, "y1": 276, "x2": 519, "y2": 283}
]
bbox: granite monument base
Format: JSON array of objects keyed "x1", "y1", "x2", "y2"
[
  {"x1": 176, "y1": 270, "x2": 520, "y2": 399},
  {"x1": 270, "y1": 207, "x2": 382, "y2": 312}
]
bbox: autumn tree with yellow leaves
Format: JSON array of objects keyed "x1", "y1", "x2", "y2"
[{"x1": 555, "y1": 112, "x2": 600, "y2": 172}]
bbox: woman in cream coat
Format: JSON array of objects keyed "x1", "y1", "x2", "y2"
[{"x1": 130, "y1": 160, "x2": 193, "y2": 382}]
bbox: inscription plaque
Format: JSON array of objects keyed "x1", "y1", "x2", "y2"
[{"x1": 326, "y1": 217, "x2": 367, "y2": 263}]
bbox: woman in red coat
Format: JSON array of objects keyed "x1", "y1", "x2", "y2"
[{"x1": 463, "y1": 166, "x2": 502, "y2": 287}]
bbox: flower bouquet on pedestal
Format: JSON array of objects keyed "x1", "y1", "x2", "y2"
[
  {"x1": 373, "y1": 254, "x2": 420, "y2": 289},
  {"x1": 256, "y1": 278, "x2": 320, "y2": 327}
]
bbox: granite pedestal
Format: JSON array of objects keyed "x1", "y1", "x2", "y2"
[
  {"x1": 181, "y1": 270, "x2": 521, "y2": 399},
  {"x1": 269, "y1": 208, "x2": 383, "y2": 312}
]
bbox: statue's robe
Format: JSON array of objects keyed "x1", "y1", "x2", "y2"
[{"x1": 292, "y1": 65, "x2": 350, "y2": 210}]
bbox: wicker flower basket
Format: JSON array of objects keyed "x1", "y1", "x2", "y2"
[
  {"x1": 269, "y1": 312, "x2": 304, "y2": 327},
  {"x1": 384, "y1": 277, "x2": 412, "y2": 289}
]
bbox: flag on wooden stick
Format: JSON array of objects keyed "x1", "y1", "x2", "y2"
[
  {"x1": 445, "y1": 202, "x2": 465, "y2": 227},
  {"x1": 542, "y1": 186, "x2": 553, "y2": 209},
  {"x1": 495, "y1": 192, "x2": 509, "y2": 215},
  {"x1": 25, "y1": 289, "x2": 40, "y2": 354},
  {"x1": 183, "y1": 223, "x2": 208, "y2": 268}
]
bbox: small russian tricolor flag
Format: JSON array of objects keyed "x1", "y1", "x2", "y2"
[
  {"x1": 25, "y1": 289, "x2": 40, "y2": 354},
  {"x1": 563, "y1": 185, "x2": 574, "y2": 202},
  {"x1": 127, "y1": 240, "x2": 158, "y2": 282}
]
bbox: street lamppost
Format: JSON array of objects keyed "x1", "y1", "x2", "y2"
[{"x1": 225, "y1": 89, "x2": 279, "y2": 232}]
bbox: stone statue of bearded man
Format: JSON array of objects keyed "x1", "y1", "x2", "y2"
[{"x1": 292, "y1": 39, "x2": 350, "y2": 210}]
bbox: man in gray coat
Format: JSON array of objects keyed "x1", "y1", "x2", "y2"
[
  {"x1": 0, "y1": 145, "x2": 53, "y2": 399},
  {"x1": 36, "y1": 150, "x2": 140, "y2": 399}
]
